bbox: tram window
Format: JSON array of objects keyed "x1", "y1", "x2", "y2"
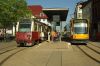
[
  {"x1": 74, "y1": 22, "x2": 88, "y2": 34},
  {"x1": 19, "y1": 23, "x2": 31, "y2": 32},
  {"x1": 74, "y1": 27, "x2": 87, "y2": 34}
]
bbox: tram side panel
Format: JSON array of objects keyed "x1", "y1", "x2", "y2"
[{"x1": 32, "y1": 31, "x2": 40, "y2": 42}]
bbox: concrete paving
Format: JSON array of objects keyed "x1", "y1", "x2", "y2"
[
  {"x1": 0, "y1": 41, "x2": 100, "y2": 66},
  {"x1": 0, "y1": 41, "x2": 17, "y2": 49},
  {"x1": 89, "y1": 41, "x2": 100, "y2": 47}
]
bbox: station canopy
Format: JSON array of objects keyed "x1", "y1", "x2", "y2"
[{"x1": 43, "y1": 8, "x2": 68, "y2": 21}]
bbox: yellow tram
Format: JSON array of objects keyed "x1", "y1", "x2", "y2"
[{"x1": 70, "y1": 19, "x2": 89, "y2": 43}]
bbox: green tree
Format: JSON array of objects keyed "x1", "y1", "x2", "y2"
[
  {"x1": 0, "y1": 0, "x2": 31, "y2": 39},
  {"x1": 0, "y1": 0, "x2": 31, "y2": 27}
]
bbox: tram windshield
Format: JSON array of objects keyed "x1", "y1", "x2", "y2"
[
  {"x1": 74, "y1": 22, "x2": 88, "y2": 34},
  {"x1": 18, "y1": 19, "x2": 31, "y2": 32}
]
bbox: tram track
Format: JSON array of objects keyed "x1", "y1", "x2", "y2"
[
  {"x1": 0, "y1": 44, "x2": 18, "y2": 55},
  {"x1": 0, "y1": 41, "x2": 18, "y2": 55},
  {"x1": 0, "y1": 41, "x2": 44, "y2": 56},
  {"x1": 86, "y1": 45, "x2": 100, "y2": 54},
  {"x1": 0, "y1": 47, "x2": 18, "y2": 55},
  {"x1": 0, "y1": 47, "x2": 28, "y2": 66},
  {"x1": 0, "y1": 45, "x2": 16, "y2": 50},
  {"x1": 88, "y1": 42, "x2": 100, "y2": 49},
  {"x1": 76, "y1": 45, "x2": 100, "y2": 63}
]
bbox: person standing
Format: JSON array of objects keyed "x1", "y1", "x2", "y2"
[
  {"x1": 47, "y1": 31, "x2": 50, "y2": 42},
  {"x1": 40, "y1": 31, "x2": 44, "y2": 42},
  {"x1": 51, "y1": 30, "x2": 57, "y2": 42}
]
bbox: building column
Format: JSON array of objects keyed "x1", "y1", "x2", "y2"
[
  {"x1": 12, "y1": 23, "x2": 16, "y2": 36},
  {"x1": 52, "y1": 21, "x2": 56, "y2": 31},
  {"x1": 60, "y1": 21, "x2": 62, "y2": 42},
  {"x1": 16, "y1": 22, "x2": 19, "y2": 32},
  {"x1": 37, "y1": 23, "x2": 39, "y2": 31},
  {"x1": 41, "y1": 26, "x2": 42, "y2": 32}
]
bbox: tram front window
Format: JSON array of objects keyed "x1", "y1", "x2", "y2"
[
  {"x1": 74, "y1": 22, "x2": 88, "y2": 34},
  {"x1": 18, "y1": 23, "x2": 31, "y2": 32}
]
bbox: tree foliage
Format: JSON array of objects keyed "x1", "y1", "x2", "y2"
[{"x1": 0, "y1": 0, "x2": 31, "y2": 28}]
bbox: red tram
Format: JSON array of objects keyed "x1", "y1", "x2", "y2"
[{"x1": 16, "y1": 18, "x2": 48, "y2": 46}]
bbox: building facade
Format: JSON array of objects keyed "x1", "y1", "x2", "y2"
[
  {"x1": 74, "y1": 2, "x2": 83, "y2": 19},
  {"x1": 92, "y1": 0, "x2": 100, "y2": 41},
  {"x1": 28, "y1": 5, "x2": 51, "y2": 32},
  {"x1": 82, "y1": 0, "x2": 93, "y2": 40},
  {"x1": 82, "y1": 0, "x2": 100, "y2": 41}
]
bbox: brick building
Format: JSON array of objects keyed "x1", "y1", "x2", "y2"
[
  {"x1": 92, "y1": 0, "x2": 100, "y2": 41},
  {"x1": 82, "y1": 0, "x2": 100, "y2": 41}
]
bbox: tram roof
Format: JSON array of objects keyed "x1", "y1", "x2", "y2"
[{"x1": 43, "y1": 8, "x2": 69, "y2": 21}]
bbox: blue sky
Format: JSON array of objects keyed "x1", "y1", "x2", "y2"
[{"x1": 26, "y1": 0, "x2": 81, "y2": 23}]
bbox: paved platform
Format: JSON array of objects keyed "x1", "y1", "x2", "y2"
[
  {"x1": 0, "y1": 41, "x2": 100, "y2": 66},
  {"x1": 0, "y1": 41, "x2": 17, "y2": 49}
]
